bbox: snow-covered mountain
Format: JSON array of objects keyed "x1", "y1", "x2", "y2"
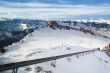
[{"x1": 0, "y1": 19, "x2": 110, "y2": 73}]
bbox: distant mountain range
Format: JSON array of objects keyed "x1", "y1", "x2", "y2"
[{"x1": 0, "y1": 18, "x2": 110, "y2": 52}]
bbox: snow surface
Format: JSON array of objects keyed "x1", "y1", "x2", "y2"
[
  {"x1": 0, "y1": 27, "x2": 110, "y2": 73},
  {"x1": 76, "y1": 19, "x2": 110, "y2": 24},
  {"x1": 20, "y1": 23, "x2": 28, "y2": 30}
]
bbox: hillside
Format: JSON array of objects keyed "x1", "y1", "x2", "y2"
[{"x1": 0, "y1": 19, "x2": 110, "y2": 73}]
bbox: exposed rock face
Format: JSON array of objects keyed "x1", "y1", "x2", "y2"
[
  {"x1": 47, "y1": 21, "x2": 61, "y2": 29},
  {"x1": 0, "y1": 29, "x2": 34, "y2": 53},
  {"x1": 104, "y1": 44, "x2": 110, "y2": 57},
  {"x1": 104, "y1": 43, "x2": 110, "y2": 51},
  {"x1": 47, "y1": 21, "x2": 73, "y2": 30},
  {"x1": 80, "y1": 28, "x2": 95, "y2": 35},
  {"x1": 47, "y1": 21, "x2": 97, "y2": 36},
  {"x1": 0, "y1": 48, "x2": 6, "y2": 53}
]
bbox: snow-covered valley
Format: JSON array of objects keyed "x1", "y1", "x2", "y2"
[{"x1": 0, "y1": 20, "x2": 110, "y2": 73}]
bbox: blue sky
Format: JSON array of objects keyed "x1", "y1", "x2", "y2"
[
  {"x1": 1, "y1": 0, "x2": 110, "y2": 5},
  {"x1": 0, "y1": 0, "x2": 110, "y2": 19}
]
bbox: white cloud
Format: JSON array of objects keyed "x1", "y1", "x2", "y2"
[{"x1": 0, "y1": 2, "x2": 110, "y2": 19}]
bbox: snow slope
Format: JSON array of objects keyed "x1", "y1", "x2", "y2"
[{"x1": 0, "y1": 27, "x2": 110, "y2": 73}]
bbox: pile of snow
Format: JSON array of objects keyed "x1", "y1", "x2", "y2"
[{"x1": 20, "y1": 23, "x2": 29, "y2": 30}]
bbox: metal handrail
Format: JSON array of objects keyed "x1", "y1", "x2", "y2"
[{"x1": 0, "y1": 49, "x2": 99, "y2": 73}]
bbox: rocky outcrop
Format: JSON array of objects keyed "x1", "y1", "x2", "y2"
[
  {"x1": 80, "y1": 28, "x2": 95, "y2": 35},
  {"x1": 103, "y1": 43, "x2": 110, "y2": 57},
  {"x1": 47, "y1": 21, "x2": 96, "y2": 35},
  {"x1": 0, "y1": 29, "x2": 34, "y2": 53},
  {"x1": 47, "y1": 21, "x2": 75, "y2": 30},
  {"x1": 0, "y1": 48, "x2": 6, "y2": 53},
  {"x1": 104, "y1": 43, "x2": 110, "y2": 51},
  {"x1": 47, "y1": 21, "x2": 62, "y2": 29}
]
